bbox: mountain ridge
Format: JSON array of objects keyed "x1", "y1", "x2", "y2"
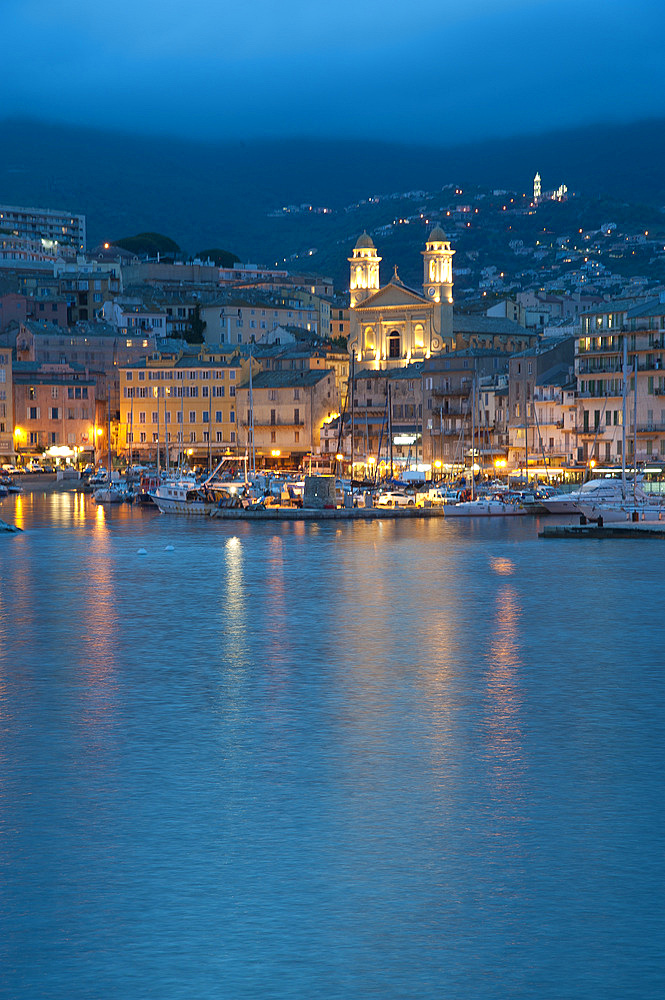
[{"x1": 1, "y1": 117, "x2": 664, "y2": 271}]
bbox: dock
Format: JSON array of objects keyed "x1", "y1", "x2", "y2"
[
  {"x1": 210, "y1": 505, "x2": 446, "y2": 521},
  {"x1": 540, "y1": 522, "x2": 665, "y2": 539}
]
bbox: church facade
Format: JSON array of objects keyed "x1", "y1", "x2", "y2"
[
  {"x1": 347, "y1": 228, "x2": 454, "y2": 370},
  {"x1": 347, "y1": 229, "x2": 535, "y2": 370}
]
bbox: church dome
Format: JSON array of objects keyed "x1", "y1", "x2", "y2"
[
  {"x1": 427, "y1": 226, "x2": 448, "y2": 242},
  {"x1": 355, "y1": 231, "x2": 376, "y2": 250}
]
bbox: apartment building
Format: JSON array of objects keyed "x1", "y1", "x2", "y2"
[
  {"x1": 576, "y1": 297, "x2": 665, "y2": 466},
  {"x1": 0, "y1": 348, "x2": 12, "y2": 460},
  {"x1": 201, "y1": 297, "x2": 322, "y2": 345},
  {"x1": 420, "y1": 351, "x2": 512, "y2": 471},
  {"x1": 118, "y1": 346, "x2": 252, "y2": 463},
  {"x1": 0, "y1": 203, "x2": 86, "y2": 251},
  {"x1": 507, "y1": 337, "x2": 575, "y2": 469},
  {"x1": 236, "y1": 368, "x2": 336, "y2": 466},
  {"x1": 12, "y1": 361, "x2": 97, "y2": 459}
]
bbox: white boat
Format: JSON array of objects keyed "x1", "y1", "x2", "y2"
[
  {"x1": 444, "y1": 494, "x2": 526, "y2": 517},
  {"x1": 540, "y1": 477, "x2": 645, "y2": 514},
  {"x1": 149, "y1": 480, "x2": 219, "y2": 515},
  {"x1": 575, "y1": 498, "x2": 665, "y2": 523}
]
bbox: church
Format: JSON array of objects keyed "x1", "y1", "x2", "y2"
[{"x1": 347, "y1": 229, "x2": 535, "y2": 369}]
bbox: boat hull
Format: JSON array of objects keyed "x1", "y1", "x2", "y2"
[
  {"x1": 576, "y1": 502, "x2": 665, "y2": 523},
  {"x1": 445, "y1": 500, "x2": 526, "y2": 517},
  {"x1": 149, "y1": 493, "x2": 215, "y2": 515}
]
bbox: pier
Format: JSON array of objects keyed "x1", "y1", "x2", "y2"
[
  {"x1": 210, "y1": 505, "x2": 446, "y2": 521},
  {"x1": 540, "y1": 523, "x2": 665, "y2": 539}
]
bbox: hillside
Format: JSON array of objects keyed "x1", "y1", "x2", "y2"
[{"x1": 1, "y1": 116, "x2": 664, "y2": 288}]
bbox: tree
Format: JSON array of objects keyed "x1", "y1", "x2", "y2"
[
  {"x1": 112, "y1": 232, "x2": 180, "y2": 257},
  {"x1": 185, "y1": 305, "x2": 205, "y2": 345},
  {"x1": 196, "y1": 248, "x2": 241, "y2": 267}
]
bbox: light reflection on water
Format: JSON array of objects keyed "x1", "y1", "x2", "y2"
[{"x1": 0, "y1": 493, "x2": 663, "y2": 1000}]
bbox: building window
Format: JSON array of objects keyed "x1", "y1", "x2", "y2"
[
  {"x1": 388, "y1": 330, "x2": 400, "y2": 358},
  {"x1": 189, "y1": 411, "x2": 196, "y2": 423},
  {"x1": 50, "y1": 407, "x2": 59, "y2": 420},
  {"x1": 230, "y1": 431, "x2": 235, "y2": 443},
  {"x1": 294, "y1": 430, "x2": 299, "y2": 443},
  {"x1": 215, "y1": 411, "x2": 222, "y2": 423},
  {"x1": 271, "y1": 430, "x2": 276, "y2": 443},
  {"x1": 140, "y1": 432, "x2": 146, "y2": 443}
]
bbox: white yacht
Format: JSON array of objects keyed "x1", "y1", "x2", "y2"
[
  {"x1": 444, "y1": 494, "x2": 526, "y2": 517},
  {"x1": 540, "y1": 477, "x2": 645, "y2": 514}
]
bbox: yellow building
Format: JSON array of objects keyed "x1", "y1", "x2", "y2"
[{"x1": 119, "y1": 346, "x2": 256, "y2": 463}]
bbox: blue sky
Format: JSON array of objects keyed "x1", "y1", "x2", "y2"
[{"x1": 4, "y1": 0, "x2": 665, "y2": 143}]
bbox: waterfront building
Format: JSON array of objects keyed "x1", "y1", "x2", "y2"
[
  {"x1": 253, "y1": 336, "x2": 348, "y2": 412},
  {"x1": 531, "y1": 374, "x2": 578, "y2": 472},
  {"x1": 236, "y1": 368, "x2": 336, "y2": 468},
  {"x1": 422, "y1": 351, "x2": 511, "y2": 472},
  {"x1": 0, "y1": 203, "x2": 86, "y2": 252},
  {"x1": 0, "y1": 348, "x2": 13, "y2": 461},
  {"x1": 15, "y1": 319, "x2": 158, "y2": 417},
  {"x1": 118, "y1": 345, "x2": 252, "y2": 465},
  {"x1": 507, "y1": 336, "x2": 575, "y2": 471},
  {"x1": 576, "y1": 297, "x2": 665, "y2": 467},
  {"x1": 12, "y1": 360, "x2": 97, "y2": 462}
]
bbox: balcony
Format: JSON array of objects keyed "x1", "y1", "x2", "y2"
[
  {"x1": 636, "y1": 424, "x2": 665, "y2": 434},
  {"x1": 252, "y1": 419, "x2": 305, "y2": 428}
]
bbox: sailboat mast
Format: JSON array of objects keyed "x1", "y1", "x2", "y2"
[
  {"x1": 350, "y1": 353, "x2": 355, "y2": 483},
  {"x1": 107, "y1": 396, "x2": 112, "y2": 479},
  {"x1": 249, "y1": 340, "x2": 255, "y2": 474},
  {"x1": 524, "y1": 366, "x2": 529, "y2": 484},
  {"x1": 470, "y1": 374, "x2": 475, "y2": 501},
  {"x1": 165, "y1": 387, "x2": 170, "y2": 475},
  {"x1": 156, "y1": 387, "x2": 160, "y2": 477},
  {"x1": 633, "y1": 355, "x2": 638, "y2": 503},
  {"x1": 388, "y1": 380, "x2": 393, "y2": 479},
  {"x1": 621, "y1": 334, "x2": 627, "y2": 498}
]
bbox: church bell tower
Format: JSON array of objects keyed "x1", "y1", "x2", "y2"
[
  {"x1": 422, "y1": 226, "x2": 454, "y2": 345},
  {"x1": 348, "y1": 232, "x2": 381, "y2": 308},
  {"x1": 422, "y1": 226, "x2": 454, "y2": 305}
]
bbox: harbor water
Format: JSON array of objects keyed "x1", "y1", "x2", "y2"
[{"x1": 0, "y1": 492, "x2": 663, "y2": 999}]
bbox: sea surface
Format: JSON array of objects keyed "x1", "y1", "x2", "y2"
[{"x1": 0, "y1": 492, "x2": 663, "y2": 999}]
